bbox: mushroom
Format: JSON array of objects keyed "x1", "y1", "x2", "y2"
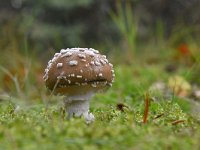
[{"x1": 43, "y1": 48, "x2": 115, "y2": 123}]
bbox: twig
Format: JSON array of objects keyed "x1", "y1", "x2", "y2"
[
  {"x1": 171, "y1": 120, "x2": 185, "y2": 125},
  {"x1": 143, "y1": 93, "x2": 150, "y2": 124},
  {"x1": 154, "y1": 113, "x2": 164, "y2": 119}
]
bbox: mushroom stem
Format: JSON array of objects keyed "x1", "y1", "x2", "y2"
[{"x1": 64, "y1": 98, "x2": 95, "y2": 123}]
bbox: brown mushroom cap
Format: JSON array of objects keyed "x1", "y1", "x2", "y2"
[{"x1": 43, "y1": 48, "x2": 114, "y2": 95}]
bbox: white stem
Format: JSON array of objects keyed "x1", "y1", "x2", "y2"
[{"x1": 64, "y1": 98, "x2": 95, "y2": 123}]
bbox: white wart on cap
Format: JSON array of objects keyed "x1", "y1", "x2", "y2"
[{"x1": 43, "y1": 48, "x2": 115, "y2": 95}]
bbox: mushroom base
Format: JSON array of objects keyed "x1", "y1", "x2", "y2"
[{"x1": 64, "y1": 98, "x2": 94, "y2": 123}]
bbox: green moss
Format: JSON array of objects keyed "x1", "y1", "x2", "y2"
[{"x1": 0, "y1": 98, "x2": 199, "y2": 150}]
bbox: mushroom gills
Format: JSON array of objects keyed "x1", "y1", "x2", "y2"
[{"x1": 57, "y1": 79, "x2": 109, "y2": 88}]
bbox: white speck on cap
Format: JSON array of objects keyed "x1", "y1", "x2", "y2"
[
  {"x1": 104, "y1": 59, "x2": 108, "y2": 63},
  {"x1": 90, "y1": 61, "x2": 95, "y2": 65},
  {"x1": 48, "y1": 60, "x2": 52, "y2": 64},
  {"x1": 61, "y1": 52, "x2": 73, "y2": 58},
  {"x1": 78, "y1": 48, "x2": 87, "y2": 52},
  {"x1": 52, "y1": 57, "x2": 57, "y2": 62},
  {"x1": 89, "y1": 48, "x2": 99, "y2": 54},
  {"x1": 69, "y1": 60, "x2": 78, "y2": 66},
  {"x1": 57, "y1": 76, "x2": 62, "y2": 79},
  {"x1": 57, "y1": 75, "x2": 66, "y2": 80},
  {"x1": 46, "y1": 59, "x2": 54, "y2": 72},
  {"x1": 100, "y1": 59, "x2": 106, "y2": 65},
  {"x1": 54, "y1": 53, "x2": 60, "y2": 57},
  {"x1": 60, "y1": 49, "x2": 68, "y2": 54},
  {"x1": 102, "y1": 55, "x2": 106, "y2": 59},
  {"x1": 77, "y1": 75, "x2": 82, "y2": 78},
  {"x1": 87, "y1": 51, "x2": 95, "y2": 57},
  {"x1": 43, "y1": 75, "x2": 48, "y2": 81},
  {"x1": 71, "y1": 74, "x2": 75, "y2": 77},
  {"x1": 57, "y1": 63, "x2": 63, "y2": 68},
  {"x1": 81, "y1": 59, "x2": 86, "y2": 62},
  {"x1": 109, "y1": 63, "x2": 113, "y2": 67},
  {"x1": 98, "y1": 73, "x2": 103, "y2": 77},
  {"x1": 95, "y1": 61, "x2": 101, "y2": 66},
  {"x1": 78, "y1": 54, "x2": 86, "y2": 59},
  {"x1": 80, "y1": 69, "x2": 83, "y2": 73}
]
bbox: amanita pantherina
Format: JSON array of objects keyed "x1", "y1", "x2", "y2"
[{"x1": 43, "y1": 48, "x2": 114, "y2": 123}]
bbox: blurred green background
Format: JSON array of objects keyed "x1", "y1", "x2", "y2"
[{"x1": 1, "y1": 0, "x2": 200, "y2": 55}]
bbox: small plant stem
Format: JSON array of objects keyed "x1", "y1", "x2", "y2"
[
  {"x1": 0, "y1": 66, "x2": 23, "y2": 97},
  {"x1": 143, "y1": 93, "x2": 150, "y2": 124},
  {"x1": 154, "y1": 113, "x2": 164, "y2": 119},
  {"x1": 171, "y1": 120, "x2": 185, "y2": 125},
  {"x1": 121, "y1": 0, "x2": 129, "y2": 32}
]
